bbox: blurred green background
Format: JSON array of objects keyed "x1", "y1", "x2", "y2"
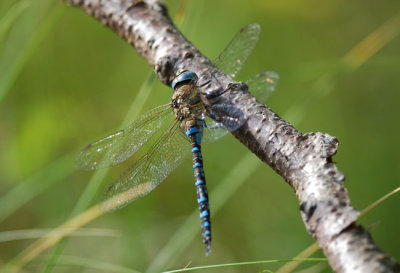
[{"x1": 0, "y1": 0, "x2": 399, "y2": 272}]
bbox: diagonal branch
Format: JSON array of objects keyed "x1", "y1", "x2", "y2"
[{"x1": 63, "y1": 0, "x2": 399, "y2": 272}]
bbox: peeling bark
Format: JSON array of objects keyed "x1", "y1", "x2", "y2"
[{"x1": 63, "y1": 0, "x2": 399, "y2": 272}]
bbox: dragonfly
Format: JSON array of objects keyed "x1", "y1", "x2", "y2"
[{"x1": 75, "y1": 23, "x2": 279, "y2": 255}]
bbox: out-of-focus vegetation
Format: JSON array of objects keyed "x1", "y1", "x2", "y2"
[{"x1": 0, "y1": 0, "x2": 399, "y2": 272}]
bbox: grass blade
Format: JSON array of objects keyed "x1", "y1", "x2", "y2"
[
  {"x1": 0, "y1": 228, "x2": 119, "y2": 243},
  {"x1": 0, "y1": 0, "x2": 30, "y2": 46},
  {"x1": 163, "y1": 258, "x2": 327, "y2": 273},
  {"x1": 0, "y1": 153, "x2": 75, "y2": 223},
  {"x1": 48, "y1": 255, "x2": 141, "y2": 273},
  {"x1": 0, "y1": 3, "x2": 65, "y2": 102}
]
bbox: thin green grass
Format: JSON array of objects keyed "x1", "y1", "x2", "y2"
[
  {"x1": 0, "y1": 1, "x2": 66, "y2": 102},
  {"x1": 162, "y1": 258, "x2": 327, "y2": 273},
  {"x1": 284, "y1": 11, "x2": 400, "y2": 126},
  {"x1": 0, "y1": 153, "x2": 75, "y2": 223},
  {"x1": 0, "y1": 228, "x2": 119, "y2": 243},
  {"x1": 0, "y1": 0, "x2": 30, "y2": 46},
  {"x1": 360, "y1": 186, "x2": 400, "y2": 217},
  {"x1": 293, "y1": 262, "x2": 328, "y2": 273},
  {"x1": 40, "y1": 242, "x2": 65, "y2": 273},
  {"x1": 39, "y1": 255, "x2": 142, "y2": 273}
]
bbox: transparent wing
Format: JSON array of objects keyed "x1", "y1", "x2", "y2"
[
  {"x1": 246, "y1": 71, "x2": 279, "y2": 103},
  {"x1": 99, "y1": 121, "x2": 191, "y2": 212},
  {"x1": 202, "y1": 115, "x2": 228, "y2": 145},
  {"x1": 202, "y1": 104, "x2": 243, "y2": 145},
  {"x1": 203, "y1": 23, "x2": 261, "y2": 143},
  {"x1": 75, "y1": 104, "x2": 173, "y2": 171},
  {"x1": 203, "y1": 72, "x2": 279, "y2": 144},
  {"x1": 214, "y1": 23, "x2": 261, "y2": 78}
]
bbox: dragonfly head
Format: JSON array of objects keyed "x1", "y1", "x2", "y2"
[{"x1": 171, "y1": 69, "x2": 198, "y2": 90}]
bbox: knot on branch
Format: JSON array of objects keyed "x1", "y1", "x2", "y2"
[
  {"x1": 155, "y1": 55, "x2": 176, "y2": 83},
  {"x1": 293, "y1": 133, "x2": 359, "y2": 247},
  {"x1": 298, "y1": 132, "x2": 338, "y2": 159}
]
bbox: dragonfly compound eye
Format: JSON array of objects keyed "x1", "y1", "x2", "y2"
[{"x1": 171, "y1": 70, "x2": 198, "y2": 90}]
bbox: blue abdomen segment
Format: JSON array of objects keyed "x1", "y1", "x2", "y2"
[{"x1": 185, "y1": 119, "x2": 211, "y2": 255}]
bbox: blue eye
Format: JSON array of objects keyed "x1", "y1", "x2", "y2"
[{"x1": 171, "y1": 70, "x2": 198, "y2": 90}]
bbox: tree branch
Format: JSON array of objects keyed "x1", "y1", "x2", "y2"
[{"x1": 63, "y1": 0, "x2": 399, "y2": 272}]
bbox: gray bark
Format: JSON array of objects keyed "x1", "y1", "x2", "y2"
[{"x1": 63, "y1": 0, "x2": 399, "y2": 272}]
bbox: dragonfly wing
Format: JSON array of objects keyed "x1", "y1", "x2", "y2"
[
  {"x1": 202, "y1": 115, "x2": 229, "y2": 145},
  {"x1": 214, "y1": 23, "x2": 261, "y2": 79},
  {"x1": 203, "y1": 23, "x2": 261, "y2": 143},
  {"x1": 203, "y1": 72, "x2": 279, "y2": 144},
  {"x1": 202, "y1": 102, "x2": 244, "y2": 144},
  {"x1": 100, "y1": 121, "x2": 191, "y2": 212},
  {"x1": 246, "y1": 71, "x2": 279, "y2": 103},
  {"x1": 75, "y1": 104, "x2": 173, "y2": 171}
]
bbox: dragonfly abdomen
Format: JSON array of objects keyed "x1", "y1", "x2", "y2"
[{"x1": 185, "y1": 119, "x2": 211, "y2": 255}]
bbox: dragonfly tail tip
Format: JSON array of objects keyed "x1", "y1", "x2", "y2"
[{"x1": 204, "y1": 243, "x2": 211, "y2": 256}]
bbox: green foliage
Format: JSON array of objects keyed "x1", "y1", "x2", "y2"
[{"x1": 0, "y1": 0, "x2": 399, "y2": 272}]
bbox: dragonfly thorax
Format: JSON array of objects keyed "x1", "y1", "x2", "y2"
[{"x1": 171, "y1": 84, "x2": 203, "y2": 121}]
